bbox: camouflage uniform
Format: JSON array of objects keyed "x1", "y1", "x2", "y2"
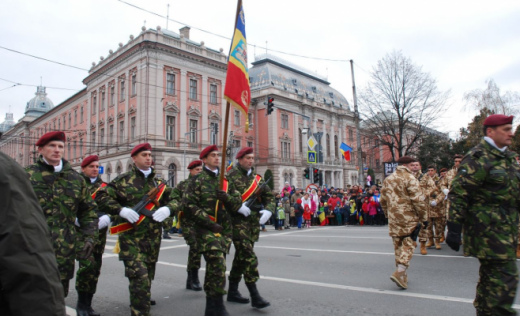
[
  {"x1": 95, "y1": 165, "x2": 177, "y2": 316},
  {"x1": 75, "y1": 174, "x2": 108, "y2": 295},
  {"x1": 25, "y1": 157, "x2": 99, "y2": 296},
  {"x1": 181, "y1": 167, "x2": 241, "y2": 297},
  {"x1": 416, "y1": 173, "x2": 436, "y2": 243},
  {"x1": 426, "y1": 175, "x2": 445, "y2": 242},
  {"x1": 380, "y1": 166, "x2": 427, "y2": 267},
  {"x1": 449, "y1": 139, "x2": 520, "y2": 316},
  {"x1": 227, "y1": 163, "x2": 275, "y2": 284}
]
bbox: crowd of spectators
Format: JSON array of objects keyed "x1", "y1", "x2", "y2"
[{"x1": 263, "y1": 182, "x2": 388, "y2": 231}]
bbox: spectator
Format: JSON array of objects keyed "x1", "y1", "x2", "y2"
[
  {"x1": 294, "y1": 199, "x2": 304, "y2": 229},
  {"x1": 284, "y1": 199, "x2": 291, "y2": 229},
  {"x1": 301, "y1": 192, "x2": 312, "y2": 211},
  {"x1": 277, "y1": 203, "x2": 285, "y2": 231},
  {"x1": 303, "y1": 204, "x2": 312, "y2": 228},
  {"x1": 280, "y1": 182, "x2": 292, "y2": 198},
  {"x1": 334, "y1": 201, "x2": 342, "y2": 226},
  {"x1": 368, "y1": 195, "x2": 378, "y2": 225},
  {"x1": 291, "y1": 188, "x2": 303, "y2": 205},
  {"x1": 327, "y1": 193, "x2": 341, "y2": 211}
]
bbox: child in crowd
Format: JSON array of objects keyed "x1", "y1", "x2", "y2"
[
  {"x1": 303, "y1": 204, "x2": 312, "y2": 228},
  {"x1": 284, "y1": 198, "x2": 291, "y2": 229},
  {"x1": 277, "y1": 202, "x2": 285, "y2": 230},
  {"x1": 334, "y1": 201, "x2": 342, "y2": 226}
]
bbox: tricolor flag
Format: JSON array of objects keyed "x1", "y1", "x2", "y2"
[
  {"x1": 340, "y1": 142, "x2": 353, "y2": 162},
  {"x1": 224, "y1": 0, "x2": 251, "y2": 132}
]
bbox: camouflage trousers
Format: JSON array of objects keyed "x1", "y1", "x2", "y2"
[
  {"x1": 475, "y1": 259, "x2": 518, "y2": 316},
  {"x1": 202, "y1": 250, "x2": 227, "y2": 297},
  {"x1": 430, "y1": 217, "x2": 445, "y2": 241},
  {"x1": 392, "y1": 236, "x2": 415, "y2": 268},
  {"x1": 440, "y1": 216, "x2": 447, "y2": 238},
  {"x1": 187, "y1": 246, "x2": 202, "y2": 271},
  {"x1": 229, "y1": 239, "x2": 259, "y2": 284},
  {"x1": 76, "y1": 227, "x2": 108, "y2": 293},
  {"x1": 123, "y1": 260, "x2": 157, "y2": 316},
  {"x1": 162, "y1": 217, "x2": 173, "y2": 231},
  {"x1": 418, "y1": 220, "x2": 433, "y2": 242}
]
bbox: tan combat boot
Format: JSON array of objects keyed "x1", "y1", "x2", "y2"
[
  {"x1": 516, "y1": 244, "x2": 520, "y2": 259},
  {"x1": 439, "y1": 235, "x2": 445, "y2": 243},
  {"x1": 390, "y1": 270, "x2": 408, "y2": 289},
  {"x1": 420, "y1": 241, "x2": 428, "y2": 255},
  {"x1": 425, "y1": 239, "x2": 434, "y2": 248},
  {"x1": 413, "y1": 241, "x2": 417, "y2": 248},
  {"x1": 434, "y1": 238, "x2": 441, "y2": 250}
]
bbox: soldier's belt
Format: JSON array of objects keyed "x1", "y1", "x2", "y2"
[
  {"x1": 242, "y1": 175, "x2": 262, "y2": 202},
  {"x1": 91, "y1": 183, "x2": 108, "y2": 200}
]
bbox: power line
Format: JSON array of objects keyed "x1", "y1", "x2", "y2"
[
  {"x1": 0, "y1": 84, "x2": 19, "y2": 92},
  {"x1": 0, "y1": 78, "x2": 81, "y2": 91}
]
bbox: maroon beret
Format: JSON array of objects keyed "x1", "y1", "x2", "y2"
[
  {"x1": 200, "y1": 145, "x2": 218, "y2": 159},
  {"x1": 453, "y1": 154, "x2": 463, "y2": 160},
  {"x1": 397, "y1": 156, "x2": 416, "y2": 164},
  {"x1": 131, "y1": 143, "x2": 152, "y2": 156},
  {"x1": 187, "y1": 160, "x2": 203, "y2": 169},
  {"x1": 36, "y1": 131, "x2": 66, "y2": 147},
  {"x1": 236, "y1": 147, "x2": 254, "y2": 159},
  {"x1": 439, "y1": 168, "x2": 448, "y2": 173},
  {"x1": 483, "y1": 114, "x2": 514, "y2": 126},
  {"x1": 81, "y1": 155, "x2": 99, "y2": 168}
]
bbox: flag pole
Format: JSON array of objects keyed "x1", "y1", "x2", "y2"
[{"x1": 219, "y1": 101, "x2": 231, "y2": 189}]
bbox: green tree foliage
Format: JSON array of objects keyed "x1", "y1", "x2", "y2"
[
  {"x1": 264, "y1": 169, "x2": 274, "y2": 191},
  {"x1": 416, "y1": 134, "x2": 454, "y2": 170},
  {"x1": 454, "y1": 108, "x2": 494, "y2": 153},
  {"x1": 510, "y1": 126, "x2": 520, "y2": 154}
]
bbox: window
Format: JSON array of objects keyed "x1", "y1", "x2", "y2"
[
  {"x1": 281, "y1": 114, "x2": 289, "y2": 129},
  {"x1": 92, "y1": 95, "x2": 97, "y2": 114},
  {"x1": 166, "y1": 116, "x2": 175, "y2": 144},
  {"x1": 234, "y1": 110, "x2": 240, "y2": 126},
  {"x1": 100, "y1": 128, "x2": 105, "y2": 146},
  {"x1": 110, "y1": 86, "x2": 115, "y2": 106},
  {"x1": 233, "y1": 139, "x2": 241, "y2": 148},
  {"x1": 80, "y1": 107, "x2": 84, "y2": 122},
  {"x1": 299, "y1": 129, "x2": 303, "y2": 153},
  {"x1": 119, "y1": 121, "x2": 124, "y2": 143},
  {"x1": 131, "y1": 74, "x2": 136, "y2": 95},
  {"x1": 326, "y1": 134, "x2": 331, "y2": 157},
  {"x1": 168, "y1": 163, "x2": 176, "y2": 187},
  {"x1": 189, "y1": 120, "x2": 197, "y2": 143},
  {"x1": 106, "y1": 166, "x2": 112, "y2": 182},
  {"x1": 120, "y1": 81, "x2": 125, "y2": 101},
  {"x1": 58, "y1": 118, "x2": 61, "y2": 130},
  {"x1": 130, "y1": 117, "x2": 136, "y2": 140},
  {"x1": 53, "y1": 121, "x2": 56, "y2": 131},
  {"x1": 247, "y1": 141, "x2": 253, "y2": 148},
  {"x1": 349, "y1": 129, "x2": 353, "y2": 142},
  {"x1": 248, "y1": 113, "x2": 252, "y2": 126},
  {"x1": 73, "y1": 141, "x2": 77, "y2": 159},
  {"x1": 74, "y1": 110, "x2": 77, "y2": 125},
  {"x1": 68, "y1": 143, "x2": 71, "y2": 160},
  {"x1": 91, "y1": 131, "x2": 96, "y2": 148},
  {"x1": 189, "y1": 79, "x2": 197, "y2": 100},
  {"x1": 210, "y1": 84, "x2": 217, "y2": 104},
  {"x1": 116, "y1": 165, "x2": 121, "y2": 175},
  {"x1": 167, "y1": 74, "x2": 175, "y2": 95},
  {"x1": 334, "y1": 135, "x2": 338, "y2": 158},
  {"x1": 68, "y1": 113, "x2": 71, "y2": 129},
  {"x1": 281, "y1": 141, "x2": 291, "y2": 159},
  {"x1": 79, "y1": 139, "x2": 83, "y2": 157},
  {"x1": 375, "y1": 138, "x2": 379, "y2": 147},
  {"x1": 101, "y1": 92, "x2": 105, "y2": 111},
  {"x1": 210, "y1": 122, "x2": 218, "y2": 145}
]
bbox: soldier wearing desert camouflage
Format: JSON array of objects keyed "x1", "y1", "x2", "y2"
[
  {"x1": 380, "y1": 156, "x2": 428, "y2": 290},
  {"x1": 426, "y1": 165, "x2": 445, "y2": 250}
]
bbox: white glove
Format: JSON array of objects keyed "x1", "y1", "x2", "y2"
[
  {"x1": 153, "y1": 206, "x2": 171, "y2": 222},
  {"x1": 120, "y1": 207, "x2": 139, "y2": 223},
  {"x1": 442, "y1": 189, "x2": 449, "y2": 195},
  {"x1": 259, "y1": 210, "x2": 272, "y2": 225},
  {"x1": 74, "y1": 218, "x2": 80, "y2": 227},
  {"x1": 98, "y1": 215, "x2": 111, "y2": 229},
  {"x1": 238, "y1": 203, "x2": 251, "y2": 217},
  {"x1": 430, "y1": 201, "x2": 437, "y2": 207}
]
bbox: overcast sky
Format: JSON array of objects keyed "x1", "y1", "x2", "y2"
[{"x1": 1, "y1": 0, "x2": 519, "y2": 138}]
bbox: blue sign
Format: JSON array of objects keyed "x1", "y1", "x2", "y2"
[
  {"x1": 99, "y1": 166, "x2": 104, "y2": 174},
  {"x1": 307, "y1": 151, "x2": 317, "y2": 164}
]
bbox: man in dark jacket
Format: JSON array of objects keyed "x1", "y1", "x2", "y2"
[{"x1": 0, "y1": 139, "x2": 66, "y2": 316}]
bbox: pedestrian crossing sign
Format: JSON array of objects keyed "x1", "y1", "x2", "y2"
[{"x1": 307, "y1": 151, "x2": 317, "y2": 164}]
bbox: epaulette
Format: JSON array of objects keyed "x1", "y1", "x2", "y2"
[{"x1": 468, "y1": 148, "x2": 483, "y2": 159}]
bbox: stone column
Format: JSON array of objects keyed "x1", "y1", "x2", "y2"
[
  {"x1": 201, "y1": 75, "x2": 209, "y2": 144},
  {"x1": 180, "y1": 70, "x2": 188, "y2": 143}
]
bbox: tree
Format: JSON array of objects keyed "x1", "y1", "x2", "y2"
[
  {"x1": 509, "y1": 125, "x2": 520, "y2": 154},
  {"x1": 453, "y1": 108, "x2": 494, "y2": 153},
  {"x1": 264, "y1": 169, "x2": 274, "y2": 191},
  {"x1": 359, "y1": 51, "x2": 450, "y2": 160},
  {"x1": 464, "y1": 79, "x2": 520, "y2": 117},
  {"x1": 416, "y1": 134, "x2": 454, "y2": 170}
]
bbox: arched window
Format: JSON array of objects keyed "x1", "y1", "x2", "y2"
[
  {"x1": 107, "y1": 166, "x2": 112, "y2": 182},
  {"x1": 116, "y1": 165, "x2": 121, "y2": 175},
  {"x1": 289, "y1": 173, "x2": 293, "y2": 186},
  {"x1": 326, "y1": 134, "x2": 331, "y2": 157},
  {"x1": 334, "y1": 135, "x2": 338, "y2": 158},
  {"x1": 168, "y1": 163, "x2": 177, "y2": 187},
  {"x1": 284, "y1": 173, "x2": 288, "y2": 184},
  {"x1": 128, "y1": 164, "x2": 133, "y2": 172}
]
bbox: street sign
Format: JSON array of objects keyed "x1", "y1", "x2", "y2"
[
  {"x1": 307, "y1": 136, "x2": 317, "y2": 151},
  {"x1": 307, "y1": 151, "x2": 317, "y2": 164},
  {"x1": 384, "y1": 162, "x2": 398, "y2": 177},
  {"x1": 305, "y1": 183, "x2": 319, "y2": 193},
  {"x1": 99, "y1": 166, "x2": 104, "y2": 174}
]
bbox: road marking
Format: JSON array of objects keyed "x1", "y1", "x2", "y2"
[
  {"x1": 66, "y1": 306, "x2": 76, "y2": 315},
  {"x1": 102, "y1": 244, "x2": 187, "y2": 258},
  {"x1": 282, "y1": 235, "x2": 389, "y2": 239}
]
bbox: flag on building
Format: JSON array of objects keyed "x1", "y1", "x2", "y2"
[
  {"x1": 340, "y1": 142, "x2": 353, "y2": 161},
  {"x1": 224, "y1": 0, "x2": 251, "y2": 132}
]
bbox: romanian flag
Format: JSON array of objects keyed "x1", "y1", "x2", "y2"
[
  {"x1": 340, "y1": 142, "x2": 353, "y2": 162},
  {"x1": 224, "y1": 0, "x2": 251, "y2": 132},
  {"x1": 226, "y1": 161, "x2": 234, "y2": 172},
  {"x1": 359, "y1": 213, "x2": 364, "y2": 226}
]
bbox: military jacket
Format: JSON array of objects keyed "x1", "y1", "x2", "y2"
[
  {"x1": 95, "y1": 165, "x2": 177, "y2": 262},
  {"x1": 416, "y1": 172, "x2": 437, "y2": 216},
  {"x1": 429, "y1": 175, "x2": 446, "y2": 218},
  {"x1": 380, "y1": 166, "x2": 428, "y2": 237},
  {"x1": 227, "y1": 164, "x2": 275, "y2": 242},
  {"x1": 25, "y1": 157, "x2": 98, "y2": 280},
  {"x1": 170, "y1": 177, "x2": 195, "y2": 236},
  {"x1": 181, "y1": 167, "x2": 241, "y2": 253},
  {"x1": 449, "y1": 139, "x2": 520, "y2": 260},
  {"x1": 82, "y1": 174, "x2": 106, "y2": 218}
]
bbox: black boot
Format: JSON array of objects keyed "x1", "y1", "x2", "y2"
[
  {"x1": 163, "y1": 231, "x2": 171, "y2": 239},
  {"x1": 213, "y1": 295, "x2": 230, "y2": 316},
  {"x1": 245, "y1": 282, "x2": 270, "y2": 309},
  {"x1": 204, "y1": 296, "x2": 215, "y2": 316},
  {"x1": 190, "y1": 269, "x2": 202, "y2": 291},
  {"x1": 186, "y1": 270, "x2": 193, "y2": 290},
  {"x1": 86, "y1": 293, "x2": 100, "y2": 316},
  {"x1": 226, "y1": 281, "x2": 249, "y2": 304},
  {"x1": 76, "y1": 292, "x2": 90, "y2": 316}
]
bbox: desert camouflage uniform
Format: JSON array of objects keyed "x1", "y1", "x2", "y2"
[
  {"x1": 75, "y1": 174, "x2": 108, "y2": 294},
  {"x1": 416, "y1": 172, "x2": 437, "y2": 243},
  {"x1": 449, "y1": 139, "x2": 520, "y2": 316},
  {"x1": 380, "y1": 166, "x2": 427, "y2": 267},
  {"x1": 181, "y1": 167, "x2": 241, "y2": 297},
  {"x1": 227, "y1": 163, "x2": 275, "y2": 284},
  {"x1": 95, "y1": 165, "x2": 176, "y2": 316},
  {"x1": 25, "y1": 157, "x2": 99, "y2": 296}
]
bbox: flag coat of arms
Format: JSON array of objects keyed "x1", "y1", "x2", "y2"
[
  {"x1": 340, "y1": 142, "x2": 353, "y2": 161},
  {"x1": 224, "y1": 0, "x2": 251, "y2": 131}
]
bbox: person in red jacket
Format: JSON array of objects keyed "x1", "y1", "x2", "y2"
[{"x1": 327, "y1": 192, "x2": 342, "y2": 211}]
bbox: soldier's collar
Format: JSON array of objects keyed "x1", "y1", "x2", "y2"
[
  {"x1": 236, "y1": 163, "x2": 253, "y2": 175},
  {"x1": 481, "y1": 138, "x2": 507, "y2": 156},
  {"x1": 204, "y1": 166, "x2": 219, "y2": 176}
]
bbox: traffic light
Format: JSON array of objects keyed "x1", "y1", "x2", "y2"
[
  {"x1": 304, "y1": 167, "x2": 309, "y2": 179},
  {"x1": 266, "y1": 96, "x2": 275, "y2": 115},
  {"x1": 314, "y1": 168, "x2": 322, "y2": 185}
]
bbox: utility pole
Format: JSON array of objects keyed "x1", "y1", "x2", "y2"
[{"x1": 350, "y1": 60, "x2": 364, "y2": 187}]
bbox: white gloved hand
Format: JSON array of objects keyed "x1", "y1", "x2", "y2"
[
  {"x1": 98, "y1": 215, "x2": 111, "y2": 229},
  {"x1": 259, "y1": 210, "x2": 272, "y2": 225},
  {"x1": 120, "y1": 207, "x2": 139, "y2": 223},
  {"x1": 442, "y1": 189, "x2": 449, "y2": 195},
  {"x1": 74, "y1": 218, "x2": 80, "y2": 227},
  {"x1": 238, "y1": 203, "x2": 251, "y2": 217},
  {"x1": 430, "y1": 201, "x2": 437, "y2": 207},
  {"x1": 153, "y1": 206, "x2": 171, "y2": 222}
]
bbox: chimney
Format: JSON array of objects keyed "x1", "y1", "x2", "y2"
[{"x1": 180, "y1": 26, "x2": 190, "y2": 40}]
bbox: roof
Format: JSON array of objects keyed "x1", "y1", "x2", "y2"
[{"x1": 25, "y1": 86, "x2": 54, "y2": 117}]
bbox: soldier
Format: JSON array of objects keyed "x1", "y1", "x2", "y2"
[
  {"x1": 95, "y1": 143, "x2": 176, "y2": 316},
  {"x1": 182, "y1": 145, "x2": 242, "y2": 316},
  {"x1": 447, "y1": 114, "x2": 520, "y2": 316},
  {"x1": 25, "y1": 131, "x2": 98, "y2": 302},
  {"x1": 427, "y1": 166, "x2": 444, "y2": 250},
  {"x1": 171, "y1": 159, "x2": 203, "y2": 291},
  {"x1": 75, "y1": 155, "x2": 109, "y2": 316},
  {"x1": 437, "y1": 167, "x2": 449, "y2": 242},
  {"x1": 410, "y1": 161, "x2": 437, "y2": 255},
  {"x1": 226, "y1": 147, "x2": 273, "y2": 309},
  {"x1": 380, "y1": 156, "x2": 428, "y2": 289}
]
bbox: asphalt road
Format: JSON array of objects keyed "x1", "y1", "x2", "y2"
[{"x1": 64, "y1": 225, "x2": 520, "y2": 316}]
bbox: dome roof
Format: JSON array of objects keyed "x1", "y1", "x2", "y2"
[
  {"x1": 25, "y1": 86, "x2": 54, "y2": 117},
  {"x1": 0, "y1": 112, "x2": 15, "y2": 132}
]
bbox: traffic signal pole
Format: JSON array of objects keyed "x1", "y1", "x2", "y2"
[{"x1": 350, "y1": 60, "x2": 365, "y2": 187}]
